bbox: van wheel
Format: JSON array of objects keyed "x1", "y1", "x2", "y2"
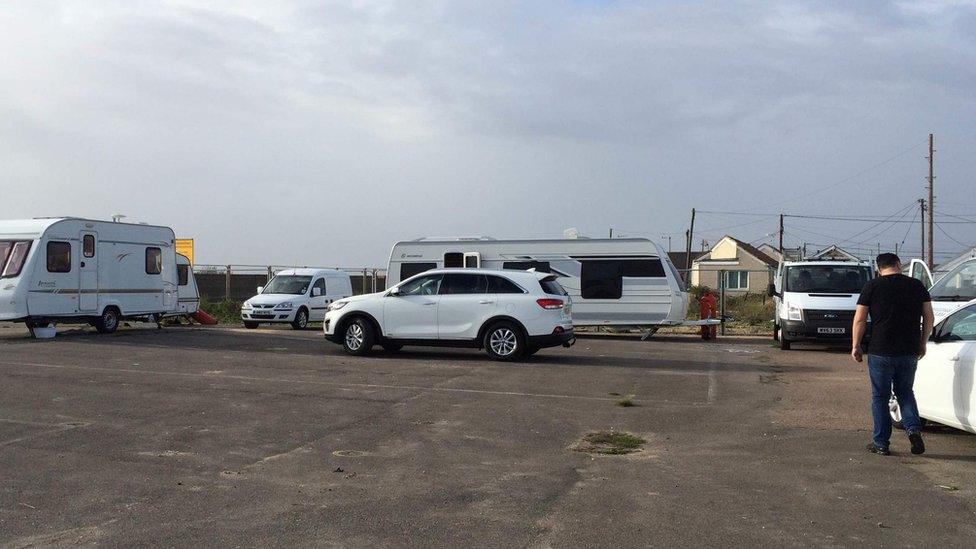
[
  {"x1": 484, "y1": 322, "x2": 525, "y2": 361},
  {"x1": 342, "y1": 318, "x2": 375, "y2": 356},
  {"x1": 244, "y1": 321, "x2": 259, "y2": 329},
  {"x1": 291, "y1": 308, "x2": 309, "y2": 330},
  {"x1": 382, "y1": 342, "x2": 403, "y2": 352},
  {"x1": 779, "y1": 335, "x2": 791, "y2": 350},
  {"x1": 95, "y1": 307, "x2": 120, "y2": 334}
]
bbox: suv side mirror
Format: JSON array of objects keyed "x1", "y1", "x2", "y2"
[
  {"x1": 257, "y1": 286, "x2": 264, "y2": 294},
  {"x1": 388, "y1": 286, "x2": 402, "y2": 296},
  {"x1": 767, "y1": 284, "x2": 777, "y2": 298},
  {"x1": 312, "y1": 287, "x2": 322, "y2": 297}
]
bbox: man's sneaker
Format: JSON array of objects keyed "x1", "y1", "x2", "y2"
[
  {"x1": 908, "y1": 431, "x2": 926, "y2": 455},
  {"x1": 866, "y1": 443, "x2": 891, "y2": 456}
]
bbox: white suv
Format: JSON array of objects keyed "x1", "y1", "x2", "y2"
[{"x1": 323, "y1": 268, "x2": 574, "y2": 360}]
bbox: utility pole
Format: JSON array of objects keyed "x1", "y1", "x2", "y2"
[
  {"x1": 778, "y1": 214, "x2": 784, "y2": 255},
  {"x1": 919, "y1": 198, "x2": 926, "y2": 261},
  {"x1": 685, "y1": 209, "x2": 696, "y2": 288},
  {"x1": 927, "y1": 133, "x2": 935, "y2": 266}
]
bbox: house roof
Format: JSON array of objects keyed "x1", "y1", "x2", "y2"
[
  {"x1": 668, "y1": 251, "x2": 707, "y2": 270},
  {"x1": 809, "y1": 245, "x2": 859, "y2": 260},
  {"x1": 725, "y1": 236, "x2": 780, "y2": 267}
]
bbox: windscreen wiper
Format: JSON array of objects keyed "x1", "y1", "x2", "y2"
[{"x1": 936, "y1": 295, "x2": 975, "y2": 302}]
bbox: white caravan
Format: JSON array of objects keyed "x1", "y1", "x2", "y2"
[
  {"x1": 387, "y1": 237, "x2": 702, "y2": 330},
  {"x1": 0, "y1": 217, "x2": 199, "y2": 333},
  {"x1": 241, "y1": 268, "x2": 353, "y2": 329},
  {"x1": 770, "y1": 259, "x2": 874, "y2": 350}
]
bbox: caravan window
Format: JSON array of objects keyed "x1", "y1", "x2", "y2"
[
  {"x1": 1, "y1": 241, "x2": 32, "y2": 278},
  {"x1": 146, "y1": 248, "x2": 162, "y2": 275},
  {"x1": 444, "y1": 253, "x2": 464, "y2": 268},
  {"x1": 47, "y1": 241, "x2": 71, "y2": 273},
  {"x1": 464, "y1": 255, "x2": 479, "y2": 268},
  {"x1": 400, "y1": 262, "x2": 436, "y2": 281},
  {"x1": 503, "y1": 261, "x2": 551, "y2": 273},
  {"x1": 83, "y1": 235, "x2": 95, "y2": 258},
  {"x1": 580, "y1": 259, "x2": 665, "y2": 300},
  {"x1": 177, "y1": 265, "x2": 189, "y2": 286}
]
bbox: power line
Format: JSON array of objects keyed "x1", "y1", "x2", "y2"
[{"x1": 934, "y1": 222, "x2": 973, "y2": 249}]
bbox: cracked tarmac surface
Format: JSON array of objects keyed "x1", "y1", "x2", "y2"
[{"x1": 1, "y1": 324, "x2": 975, "y2": 546}]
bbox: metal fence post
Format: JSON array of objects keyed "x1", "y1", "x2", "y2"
[
  {"x1": 719, "y1": 269, "x2": 726, "y2": 336},
  {"x1": 371, "y1": 269, "x2": 378, "y2": 293},
  {"x1": 267, "y1": 266, "x2": 273, "y2": 282},
  {"x1": 225, "y1": 265, "x2": 232, "y2": 301}
]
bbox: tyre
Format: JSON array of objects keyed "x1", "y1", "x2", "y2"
[
  {"x1": 291, "y1": 308, "x2": 309, "y2": 330},
  {"x1": 244, "y1": 321, "x2": 259, "y2": 329},
  {"x1": 889, "y1": 395, "x2": 927, "y2": 430},
  {"x1": 779, "y1": 334, "x2": 791, "y2": 350},
  {"x1": 95, "y1": 307, "x2": 120, "y2": 334},
  {"x1": 483, "y1": 322, "x2": 526, "y2": 361},
  {"x1": 342, "y1": 318, "x2": 375, "y2": 356},
  {"x1": 381, "y1": 342, "x2": 404, "y2": 352}
]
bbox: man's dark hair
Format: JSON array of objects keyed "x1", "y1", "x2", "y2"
[{"x1": 876, "y1": 253, "x2": 901, "y2": 270}]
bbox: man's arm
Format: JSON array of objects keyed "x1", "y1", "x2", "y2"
[
  {"x1": 919, "y1": 301, "x2": 934, "y2": 359},
  {"x1": 851, "y1": 304, "x2": 869, "y2": 362}
]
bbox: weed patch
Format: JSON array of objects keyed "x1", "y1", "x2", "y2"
[{"x1": 572, "y1": 431, "x2": 646, "y2": 455}]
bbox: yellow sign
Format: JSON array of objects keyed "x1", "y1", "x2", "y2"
[{"x1": 175, "y1": 239, "x2": 194, "y2": 265}]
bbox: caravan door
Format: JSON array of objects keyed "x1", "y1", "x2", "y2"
[
  {"x1": 79, "y1": 232, "x2": 98, "y2": 312},
  {"x1": 908, "y1": 259, "x2": 933, "y2": 288}
]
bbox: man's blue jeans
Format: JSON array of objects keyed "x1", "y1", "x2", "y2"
[{"x1": 868, "y1": 354, "x2": 922, "y2": 449}]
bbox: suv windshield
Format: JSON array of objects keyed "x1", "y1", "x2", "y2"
[
  {"x1": 262, "y1": 275, "x2": 312, "y2": 295},
  {"x1": 929, "y1": 260, "x2": 976, "y2": 301},
  {"x1": 785, "y1": 265, "x2": 872, "y2": 294}
]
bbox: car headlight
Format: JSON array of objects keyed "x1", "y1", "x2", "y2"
[
  {"x1": 275, "y1": 302, "x2": 293, "y2": 309},
  {"x1": 787, "y1": 303, "x2": 802, "y2": 321},
  {"x1": 328, "y1": 301, "x2": 348, "y2": 311},
  {"x1": 242, "y1": 301, "x2": 251, "y2": 309}
]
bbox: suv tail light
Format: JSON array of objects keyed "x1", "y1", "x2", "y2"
[{"x1": 536, "y1": 298, "x2": 564, "y2": 310}]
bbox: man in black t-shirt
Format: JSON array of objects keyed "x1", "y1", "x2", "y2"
[{"x1": 852, "y1": 253, "x2": 934, "y2": 456}]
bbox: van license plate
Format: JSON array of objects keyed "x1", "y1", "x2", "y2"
[{"x1": 818, "y1": 327, "x2": 845, "y2": 334}]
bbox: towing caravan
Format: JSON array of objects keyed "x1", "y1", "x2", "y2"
[
  {"x1": 387, "y1": 237, "x2": 706, "y2": 330},
  {"x1": 0, "y1": 217, "x2": 199, "y2": 333}
]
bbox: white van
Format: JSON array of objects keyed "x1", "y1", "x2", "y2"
[
  {"x1": 769, "y1": 260, "x2": 874, "y2": 350},
  {"x1": 909, "y1": 258, "x2": 976, "y2": 321},
  {"x1": 241, "y1": 268, "x2": 352, "y2": 329},
  {"x1": 386, "y1": 237, "x2": 716, "y2": 332},
  {"x1": 0, "y1": 217, "x2": 199, "y2": 334}
]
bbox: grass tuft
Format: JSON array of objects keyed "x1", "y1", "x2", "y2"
[{"x1": 573, "y1": 430, "x2": 646, "y2": 455}]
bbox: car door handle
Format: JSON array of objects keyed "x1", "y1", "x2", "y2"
[
  {"x1": 423, "y1": 302, "x2": 437, "y2": 306},
  {"x1": 479, "y1": 300, "x2": 494, "y2": 304}
]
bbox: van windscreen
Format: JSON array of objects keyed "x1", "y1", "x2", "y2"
[
  {"x1": 785, "y1": 265, "x2": 872, "y2": 294},
  {"x1": 262, "y1": 275, "x2": 312, "y2": 295},
  {"x1": 929, "y1": 261, "x2": 976, "y2": 301}
]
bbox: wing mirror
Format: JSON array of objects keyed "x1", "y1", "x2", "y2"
[
  {"x1": 312, "y1": 287, "x2": 322, "y2": 297},
  {"x1": 257, "y1": 286, "x2": 264, "y2": 294},
  {"x1": 388, "y1": 286, "x2": 402, "y2": 296}
]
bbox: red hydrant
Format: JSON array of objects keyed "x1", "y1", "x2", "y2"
[{"x1": 699, "y1": 289, "x2": 718, "y2": 340}]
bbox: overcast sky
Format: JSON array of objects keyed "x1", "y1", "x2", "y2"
[{"x1": 2, "y1": 1, "x2": 974, "y2": 267}]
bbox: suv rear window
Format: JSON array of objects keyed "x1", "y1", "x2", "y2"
[
  {"x1": 487, "y1": 275, "x2": 525, "y2": 294},
  {"x1": 540, "y1": 276, "x2": 568, "y2": 296}
]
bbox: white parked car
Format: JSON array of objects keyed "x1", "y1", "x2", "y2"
[
  {"x1": 241, "y1": 268, "x2": 352, "y2": 330},
  {"x1": 323, "y1": 268, "x2": 575, "y2": 360},
  {"x1": 890, "y1": 301, "x2": 976, "y2": 434}
]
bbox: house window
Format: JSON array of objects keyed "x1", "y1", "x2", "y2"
[
  {"x1": 47, "y1": 241, "x2": 71, "y2": 273},
  {"x1": 146, "y1": 247, "x2": 162, "y2": 275},
  {"x1": 400, "y1": 262, "x2": 436, "y2": 281},
  {"x1": 725, "y1": 270, "x2": 749, "y2": 290}
]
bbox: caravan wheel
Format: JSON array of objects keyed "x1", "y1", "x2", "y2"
[{"x1": 95, "y1": 307, "x2": 120, "y2": 334}]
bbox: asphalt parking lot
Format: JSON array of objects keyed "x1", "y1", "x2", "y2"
[{"x1": 1, "y1": 324, "x2": 975, "y2": 547}]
